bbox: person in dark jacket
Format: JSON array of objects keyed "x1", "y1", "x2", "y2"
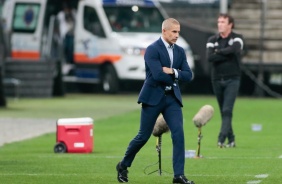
[{"x1": 206, "y1": 13, "x2": 244, "y2": 148}]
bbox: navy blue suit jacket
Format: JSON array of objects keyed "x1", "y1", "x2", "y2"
[{"x1": 138, "y1": 38, "x2": 193, "y2": 107}]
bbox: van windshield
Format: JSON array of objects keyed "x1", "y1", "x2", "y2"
[{"x1": 104, "y1": 6, "x2": 164, "y2": 32}]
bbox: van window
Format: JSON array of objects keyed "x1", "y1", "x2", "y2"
[
  {"x1": 83, "y1": 6, "x2": 105, "y2": 38},
  {"x1": 104, "y1": 6, "x2": 163, "y2": 32},
  {"x1": 12, "y1": 3, "x2": 40, "y2": 33}
]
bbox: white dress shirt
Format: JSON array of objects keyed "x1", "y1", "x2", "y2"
[
  {"x1": 161, "y1": 37, "x2": 179, "y2": 78},
  {"x1": 161, "y1": 37, "x2": 178, "y2": 90}
]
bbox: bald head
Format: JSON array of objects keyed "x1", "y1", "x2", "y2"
[
  {"x1": 162, "y1": 18, "x2": 180, "y2": 45},
  {"x1": 162, "y1": 18, "x2": 180, "y2": 31}
]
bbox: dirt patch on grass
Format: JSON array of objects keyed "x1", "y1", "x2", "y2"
[{"x1": 0, "y1": 118, "x2": 56, "y2": 146}]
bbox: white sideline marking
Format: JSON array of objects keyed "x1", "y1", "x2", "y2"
[
  {"x1": 247, "y1": 181, "x2": 261, "y2": 184},
  {"x1": 191, "y1": 174, "x2": 254, "y2": 177},
  {"x1": 39, "y1": 155, "x2": 277, "y2": 160},
  {"x1": 255, "y1": 174, "x2": 268, "y2": 178},
  {"x1": 0, "y1": 173, "x2": 255, "y2": 177},
  {"x1": 279, "y1": 155, "x2": 282, "y2": 158},
  {"x1": 247, "y1": 173, "x2": 269, "y2": 184},
  {"x1": 205, "y1": 156, "x2": 274, "y2": 159},
  {"x1": 0, "y1": 173, "x2": 79, "y2": 176}
]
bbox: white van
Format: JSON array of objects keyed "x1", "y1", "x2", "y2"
[{"x1": 2, "y1": 0, "x2": 194, "y2": 93}]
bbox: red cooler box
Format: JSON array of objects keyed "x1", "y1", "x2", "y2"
[{"x1": 54, "y1": 117, "x2": 94, "y2": 153}]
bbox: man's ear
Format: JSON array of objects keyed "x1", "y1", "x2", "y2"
[{"x1": 230, "y1": 23, "x2": 234, "y2": 29}]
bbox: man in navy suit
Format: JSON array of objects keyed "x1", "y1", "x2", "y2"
[{"x1": 116, "y1": 18, "x2": 194, "y2": 184}]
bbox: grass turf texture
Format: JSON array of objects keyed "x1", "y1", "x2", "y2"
[{"x1": 0, "y1": 94, "x2": 281, "y2": 184}]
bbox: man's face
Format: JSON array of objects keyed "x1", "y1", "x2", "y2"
[
  {"x1": 163, "y1": 24, "x2": 180, "y2": 45},
  {"x1": 217, "y1": 17, "x2": 232, "y2": 34}
]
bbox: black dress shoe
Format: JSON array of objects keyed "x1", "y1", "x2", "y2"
[
  {"x1": 116, "y1": 162, "x2": 128, "y2": 183},
  {"x1": 173, "y1": 175, "x2": 195, "y2": 184}
]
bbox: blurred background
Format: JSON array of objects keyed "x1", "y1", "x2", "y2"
[
  {"x1": 160, "y1": 0, "x2": 282, "y2": 98},
  {"x1": 0, "y1": 0, "x2": 281, "y2": 104}
]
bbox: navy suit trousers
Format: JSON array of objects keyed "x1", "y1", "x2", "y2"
[{"x1": 121, "y1": 93, "x2": 185, "y2": 176}]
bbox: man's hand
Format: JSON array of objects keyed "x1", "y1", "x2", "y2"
[{"x1": 163, "y1": 67, "x2": 174, "y2": 74}]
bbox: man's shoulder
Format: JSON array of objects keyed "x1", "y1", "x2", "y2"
[
  {"x1": 207, "y1": 34, "x2": 218, "y2": 42},
  {"x1": 231, "y1": 32, "x2": 243, "y2": 39},
  {"x1": 147, "y1": 38, "x2": 162, "y2": 49},
  {"x1": 145, "y1": 39, "x2": 161, "y2": 56}
]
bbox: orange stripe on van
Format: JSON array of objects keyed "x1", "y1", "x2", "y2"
[
  {"x1": 74, "y1": 53, "x2": 122, "y2": 64},
  {"x1": 11, "y1": 50, "x2": 40, "y2": 60}
]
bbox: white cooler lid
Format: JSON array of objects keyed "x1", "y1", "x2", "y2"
[{"x1": 57, "y1": 117, "x2": 93, "y2": 125}]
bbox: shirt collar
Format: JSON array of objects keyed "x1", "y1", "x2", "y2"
[
  {"x1": 161, "y1": 36, "x2": 174, "y2": 49},
  {"x1": 217, "y1": 31, "x2": 233, "y2": 40}
]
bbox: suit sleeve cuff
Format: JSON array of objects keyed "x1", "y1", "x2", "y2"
[{"x1": 173, "y1": 69, "x2": 178, "y2": 79}]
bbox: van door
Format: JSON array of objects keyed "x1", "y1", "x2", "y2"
[
  {"x1": 74, "y1": 0, "x2": 123, "y2": 66},
  {"x1": 8, "y1": 0, "x2": 45, "y2": 60},
  {"x1": 69, "y1": 0, "x2": 121, "y2": 93},
  {"x1": 74, "y1": 1, "x2": 107, "y2": 65}
]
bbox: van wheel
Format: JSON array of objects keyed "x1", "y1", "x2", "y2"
[{"x1": 101, "y1": 65, "x2": 119, "y2": 93}]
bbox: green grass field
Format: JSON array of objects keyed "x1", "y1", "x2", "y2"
[{"x1": 0, "y1": 94, "x2": 281, "y2": 184}]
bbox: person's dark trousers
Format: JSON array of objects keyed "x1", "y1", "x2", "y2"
[
  {"x1": 121, "y1": 94, "x2": 185, "y2": 176},
  {"x1": 64, "y1": 34, "x2": 74, "y2": 64},
  {"x1": 212, "y1": 77, "x2": 240, "y2": 144}
]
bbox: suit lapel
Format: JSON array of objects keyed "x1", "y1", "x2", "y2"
[
  {"x1": 158, "y1": 38, "x2": 171, "y2": 67},
  {"x1": 172, "y1": 46, "x2": 177, "y2": 68}
]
